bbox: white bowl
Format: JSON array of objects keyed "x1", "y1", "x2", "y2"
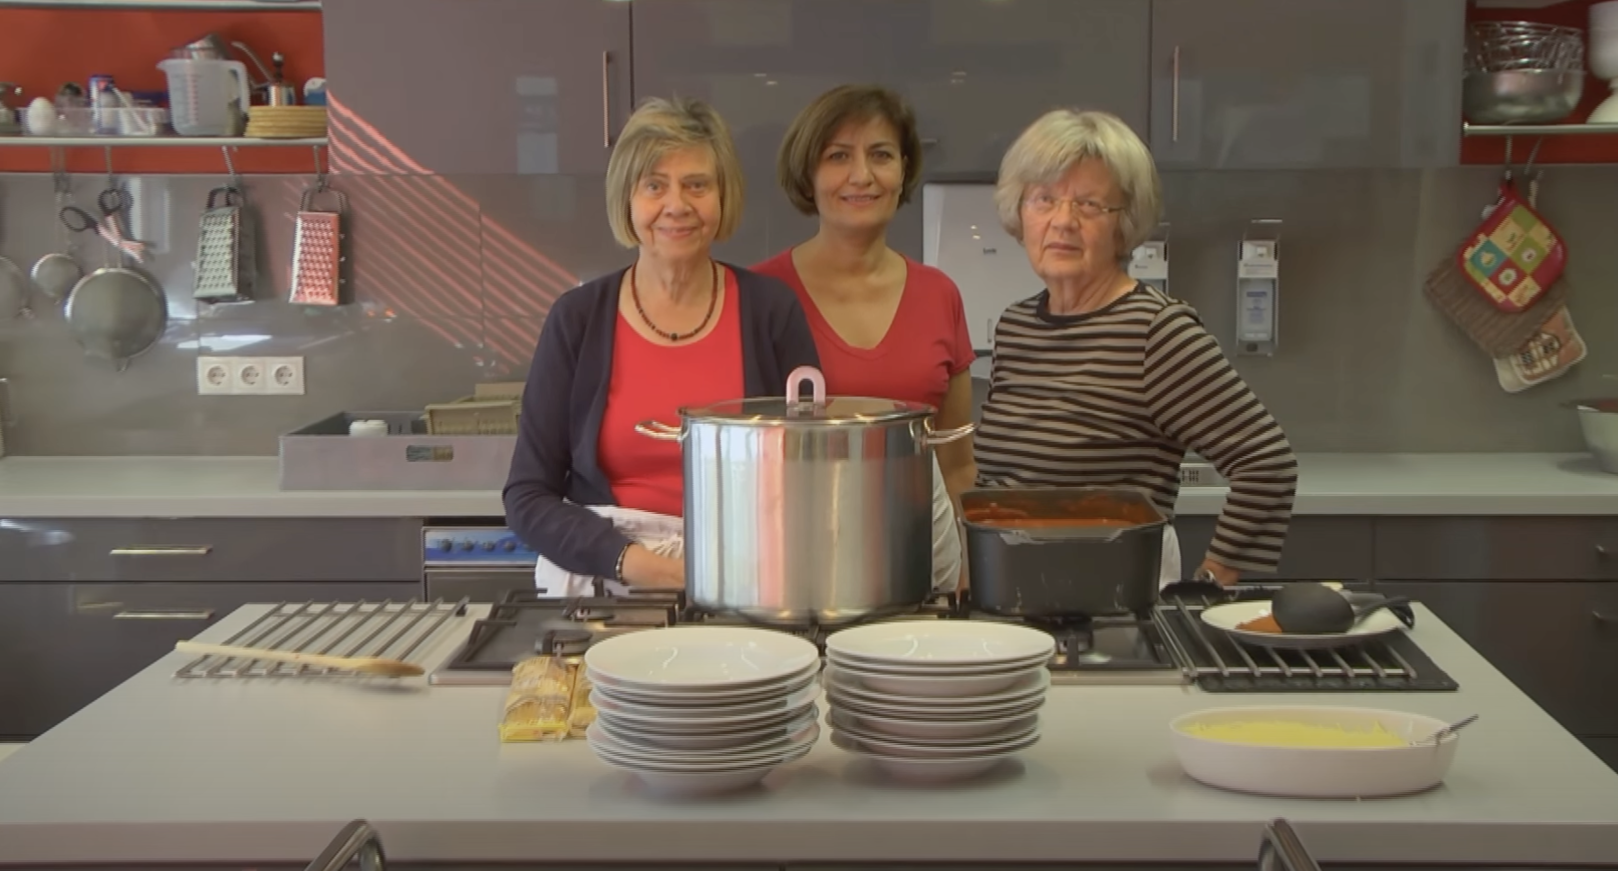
[
  {"x1": 589, "y1": 659, "x2": 820, "y2": 703},
  {"x1": 828, "y1": 649, "x2": 1050, "y2": 676},
  {"x1": 834, "y1": 708, "x2": 1042, "y2": 741},
  {"x1": 1169, "y1": 705, "x2": 1463, "y2": 798},
  {"x1": 830, "y1": 729, "x2": 1035, "y2": 784},
  {"x1": 598, "y1": 707, "x2": 819, "y2": 752},
  {"x1": 590, "y1": 679, "x2": 811, "y2": 719},
  {"x1": 584, "y1": 626, "x2": 819, "y2": 690},
  {"x1": 829, "y1": 722, "x2": 1040, "y2": 759},
  {"x1": 589, "y1": 719, "x2": 820, "y2": 767},
  {"x1": 826, "y1": 687, "x2": 1045, "y2": 721},
  {"x1": 827, "y1": 621, "x2": 1054, "y2": 667},
  {"x1": 825, "y1": 661, "x2": 1047, "y2": 699}
]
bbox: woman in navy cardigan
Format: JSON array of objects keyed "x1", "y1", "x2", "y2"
[{"x1": 503, "y1": 96, "x2": 819, "y2": 593}]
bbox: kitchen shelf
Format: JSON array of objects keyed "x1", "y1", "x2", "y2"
[
  {"x1": 1462, "y1": 123, "x2": 1618, "y2": 137},
  {"x1": 0, "y1": 0, "x2": 319, "y2": 8},
  {"x1": 0, "y1": 136, "x2": 327, "y2": 147}
]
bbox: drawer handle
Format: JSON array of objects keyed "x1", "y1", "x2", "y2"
[
  {"x1": 109, "y1": 546, "x2": 213, "y2": 557},
  {"x1": 113, "y1": 609, "x2": 215, "y2": 621},
  {"x1": 1595, "y1": 610, "x2": 1614, "y2": 625}
]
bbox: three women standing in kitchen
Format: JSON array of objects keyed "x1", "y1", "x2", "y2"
[{"x1": 752, "y1": 85, "x2": 977, "y2": 593}]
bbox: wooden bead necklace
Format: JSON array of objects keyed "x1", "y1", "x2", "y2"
[{"x1": 629, "y1": 260, "x2": 719, "y2": 342}]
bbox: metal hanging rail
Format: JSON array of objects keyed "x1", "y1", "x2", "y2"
[{"x1": 0, "y1": 0, "x2": 319, "y2": 9}]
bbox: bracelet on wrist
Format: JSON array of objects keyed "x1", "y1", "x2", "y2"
[{"x1": 614, "y1": 543, "x2": 631, "y2": 582}]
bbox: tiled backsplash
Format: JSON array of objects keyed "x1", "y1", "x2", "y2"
[{"x1": 0, "y1": 164, "x2": 1615, "y2": 456}]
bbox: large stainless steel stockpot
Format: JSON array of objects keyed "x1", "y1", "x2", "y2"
[{"x1": 636, "y1": 366, "x2": 973, "y2": 626}]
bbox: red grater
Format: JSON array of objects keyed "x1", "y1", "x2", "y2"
[{"x1": 289, "y1": 185, "x2": 347, "y2": 306}]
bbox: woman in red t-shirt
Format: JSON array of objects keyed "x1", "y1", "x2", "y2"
[{"x1": 753, "y1": 85, "x2": 975, "y2": 591}]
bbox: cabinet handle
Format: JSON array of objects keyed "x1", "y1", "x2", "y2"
[
  {"x1": 601, "y1": 51, "x2": 612, "y2": 149},
  {"x1": 114, "y1": 609, "x2": 215, "y2": 621},
  {"x1": 109, "y1": 546, "x2": 213, "y2": 557},
  {"x1": 920, "y1": 137, "x2": 939, "y2": 147},
  {"x1": 1595, "y1": 611, "x2": 1614, "y2": 625},
  {"x1": 1171, "y1": 45, "x2": 1181, "y2": 144}
]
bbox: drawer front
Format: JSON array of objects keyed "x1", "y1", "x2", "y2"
[
  {"x1": 0, "y1": 581, "x2": 422, "y2": 739},
  {"x1": 1172, "y1": 516, "x2": 1373, "y2": 580},
  {"x1": 1375, "y1": 517, "x2": 1618, "y2": 580},
  {"x1": 425, "y1": 569, "x2": 536, "y2": 604},
  {"x1": 3, "y1": 518, "x2": 422, "y2": 582},
  {"x1": 1378, "y1": 581, "x2": 1618, "y2": 735}
]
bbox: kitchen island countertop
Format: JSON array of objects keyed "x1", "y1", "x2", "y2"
[
  {"x1": 3, "y1": 452, "x2": 1618, "y2": 517},
  {"x1": 0, "y1": 603, "x2": 1614, "y2": 868}
]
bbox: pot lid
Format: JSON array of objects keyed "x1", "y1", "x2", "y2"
[{"x1": 684, "y1": 395, "x2": 934, "y2": 424}]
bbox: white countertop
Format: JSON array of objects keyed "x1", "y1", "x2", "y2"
[
  {"x1": 2, "y1": 452, "x2": 1617, "y2": 518},
  {"x1": 0, "y1": 603, "x2": 1614, "y2": 867}
]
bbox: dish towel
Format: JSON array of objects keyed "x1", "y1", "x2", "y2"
[
  {"x1": 532, "y1": 505, "x2": 683, "y2": 598},
  {"x1": 1160, "y1": 525, "x2": 1183, "y2": 589}
]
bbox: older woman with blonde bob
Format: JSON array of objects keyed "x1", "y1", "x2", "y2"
[
  {"x1": 974, "y1": 109, "x2": 1298, "y2": 585},
  {"x1": 505, "y1": 97, "x2": 819, "y2": 594}
]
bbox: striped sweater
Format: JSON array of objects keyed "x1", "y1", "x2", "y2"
[{"x1": 974, "y1": 284, "x2": 1298, "y2": 574}]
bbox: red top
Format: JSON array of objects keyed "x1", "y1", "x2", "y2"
[
  {"x1": 753, "y1": 250, "x2": 975, "y2": 410},
  {"x1": 597, "y1": 269, "x2": 744, "y2": 517}
]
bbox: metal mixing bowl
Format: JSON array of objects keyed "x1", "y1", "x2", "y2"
[{"x1": 1463, "y1": 69, "x2": 1584, "y2": 124}]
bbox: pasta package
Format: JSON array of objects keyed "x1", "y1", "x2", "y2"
[
  {"x1": 567, "y1": 668, "x2": 597, "y2": 738},
  {"x1": 498, "y1": 655, "x2": 578, "y2": 743}
]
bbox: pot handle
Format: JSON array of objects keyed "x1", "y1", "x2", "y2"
[
  {"x1": 924, "y1": 422, "x2": 976, "y2": 446},
  {"x1": 787, "y1": 365, "x2": 826, "y2": 417},
  {"x1": 634, "y1": 420, "x2": 683, "y2": 441}
]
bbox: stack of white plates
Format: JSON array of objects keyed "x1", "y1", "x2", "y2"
[
  {"x1": 823, "y1": 621, "x2": 1055, "y2": 783},
  {"x1": 582, "y1": 627, "x2": 821, "y2": 796}
]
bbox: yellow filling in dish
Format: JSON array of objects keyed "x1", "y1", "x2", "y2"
[{"x1": 1181, "y1": 720, "x2": 1408, "y2": 748}]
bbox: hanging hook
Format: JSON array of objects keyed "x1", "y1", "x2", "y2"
[
  {"x1": 103, "y1": 144, "x2": 114, "y2": 187},
  {"x1": 311, "y1": 145, "x2": 328, "y2": 192},
  {"x1": 220, "y1": 145, "x2": 241, "y2": 190}
]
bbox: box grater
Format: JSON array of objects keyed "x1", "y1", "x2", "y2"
[
  {"x1": 192, "y1": 185, "x2": 255, "y2": 303},
  {"x1": 289, "y1": 185, "x2": 347, "y2": 306}
]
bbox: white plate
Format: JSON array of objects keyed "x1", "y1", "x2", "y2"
[
  {"x1": 828, "y1": 649, "x2": 1050, "y2": 677},
  {"x1": 830, "y1": 730, "x2": 1035, "y2": 784},
  {"x1": 1200, "y1": 601, "x2": 1406, "y2": 650},
  {"x1": 590, "y1": 729, "x2": 815, "y2": 772},
  {"x1": 594, "y1": 685, "x2": 820, "y2": 729},
  {"x1": 829, "y1": 722, "x2": 1040, "y2": 758},
  {"x1": 589, "y1": 719, "x2": 820, "y2": 767},
  {"x1": 591, "y1": 678, "x2": 810, "y2": 719},
  {"x1": 825, "y1": 665, "x2": 1050, "y2": 708},
  {"x1": 1169, "y1": 705, "x2": 1461, "y2": 798},
  {"x1": 615, "y1": 765, "x2": 778, "y2": 797},
  {"x1": 600, "y1": 703, "x2": 820, "y2": 739},
  {"x1": 589, "y1": 660, "x2": 820, "y2": 703},
  {"x1": 827, "y1": 687, "x2": 1046, "y2": 721},
  {"x1": 596, "y1": 707, "x2": 819, "y2": 752},
  {"x1": 835, "y1": 708, "x2": 1042, "y2": 741},
  {"x1": 826, "y1": 661, "x2": 1047, "y2": 699},
  {"x1": 584, "y1": 626, "x2": 819, "y2": 690},
  {"x1": 826, "y1": 621, "x2": 1054, "y2": 667}
]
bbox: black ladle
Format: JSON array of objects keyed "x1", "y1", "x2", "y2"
[{"x1": 1271, "y1": 583, "x2": 1413, "y2": 635}]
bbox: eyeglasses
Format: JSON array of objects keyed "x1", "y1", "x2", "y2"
[{"x1": 1022, "y1": 192, "x2": 1125, "y2": 219}]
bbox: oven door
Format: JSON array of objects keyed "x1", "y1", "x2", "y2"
[{"x1": 424, "y1": 568, "x2": 540, "y2": 603}]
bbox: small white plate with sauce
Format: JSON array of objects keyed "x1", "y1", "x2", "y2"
[{"x1": 1199, "y1": 600, "x2": 1406, "y2": 650}]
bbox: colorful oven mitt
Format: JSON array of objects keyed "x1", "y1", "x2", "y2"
[{"x1": 1457, "y1": 180, "x2": 1566, "y2": 314}]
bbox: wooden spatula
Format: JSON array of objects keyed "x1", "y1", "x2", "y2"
[{"x1": 174, "y1": 640, "x2": 424, "y2": 678}]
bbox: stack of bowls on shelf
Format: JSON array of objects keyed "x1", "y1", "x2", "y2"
[
  {"x1": 823, "y1": 622, "x2": 1055, "y2": 783},
  {"x1": 583, "y1": 627, "x2": 822, "y2": 796}
]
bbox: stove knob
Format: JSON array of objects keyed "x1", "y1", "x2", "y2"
[
  {"x1": 432, "y1": 538, "x2": 454, "y2": 552},
  {"x1": 481, "y1": 541, "x2": 496, "y2": 551},
  {"x1": 502, "y1": 541, "x2": 516, "y2": 552},
  {"x1": 458, "y1": 541, "x2": 474, "y2": 552}
]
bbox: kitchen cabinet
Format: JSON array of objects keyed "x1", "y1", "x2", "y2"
[
  {"x1": 0, "y1": 581, "x2": 421, "y2": 740},
  {"x1": 1148, "y1": 0, "x2": 1464, "y2": 169},
  {"x1": 1373, "y1": 517, "x2": 1618, "y2": 581},
  {"x1": 1376, "y1": 581, "x2": 1618, "y2": 740},
  {"x1": 0, "y1": 517, "x2": 422, "y2": 582},
  {"x1": 322, "y1": 0, "x2": 632, "y2": 175},
  {"x1": 630, "y1": 0, "x2": 1150, "y2": 178},
  {"x1": 1172, "y1": 516, "x2": 1374, "y2": 581}
]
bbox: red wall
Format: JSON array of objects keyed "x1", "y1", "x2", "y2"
[
  {"x1": 1463, "y1": 0, "x2": 1618, "y2": 165},
  {"x1": 0, "y1": 6, "x2": 323, "y2": 175}
]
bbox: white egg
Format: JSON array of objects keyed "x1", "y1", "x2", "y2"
[{"x1": 25, "y1": 97, "x2": 55, "y2": 136}]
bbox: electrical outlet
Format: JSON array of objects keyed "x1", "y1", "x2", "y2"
[
  {"x1": 197, "y1": 357, "x2": 233, "y2": 395},
  {"x1": 265, "y1": 357, "x2": 305, "y2": 395},
  {"x1": 230, "y1": 358, "x2": 267, "y2": 394}
]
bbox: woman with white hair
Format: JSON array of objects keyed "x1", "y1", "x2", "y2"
[{"x1": 974, "y1": 109, "x2": 1298, "y2": 585}]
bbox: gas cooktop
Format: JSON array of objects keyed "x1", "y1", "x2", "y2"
[{"x1": 428, "y1": 583, "x2": 1457, "y2": 693}]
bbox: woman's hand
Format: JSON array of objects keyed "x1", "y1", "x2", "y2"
[
  {"x1": 1196, "y1": 559, "x2": 1240, "y2": 587},
  {"x1": 620, "y1": 543, "x2": 686, "y2": 590}
]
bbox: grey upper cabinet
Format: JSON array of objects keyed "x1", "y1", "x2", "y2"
[
  {"x1": 323, "y1": 0, "x2": 632, "y2": 175},
  {"x1": 630, "y1": 0, "x2": 1150, "y2": 179},
  {"x1": 1148, "y1": 0, "x2": 1464, "y2": 169}
]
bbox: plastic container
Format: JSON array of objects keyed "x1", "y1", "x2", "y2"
[{"x1": 157, "y1": 57, "x2": 250, "y2": 136}]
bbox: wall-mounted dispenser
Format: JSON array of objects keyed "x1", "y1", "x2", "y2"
[
  {"x1": 1128, "y1": 222, "x2": 1170, "y2": 295},
  {"x1": 1236, "y1": 219, "x2": 1281, "y2": 357}
]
